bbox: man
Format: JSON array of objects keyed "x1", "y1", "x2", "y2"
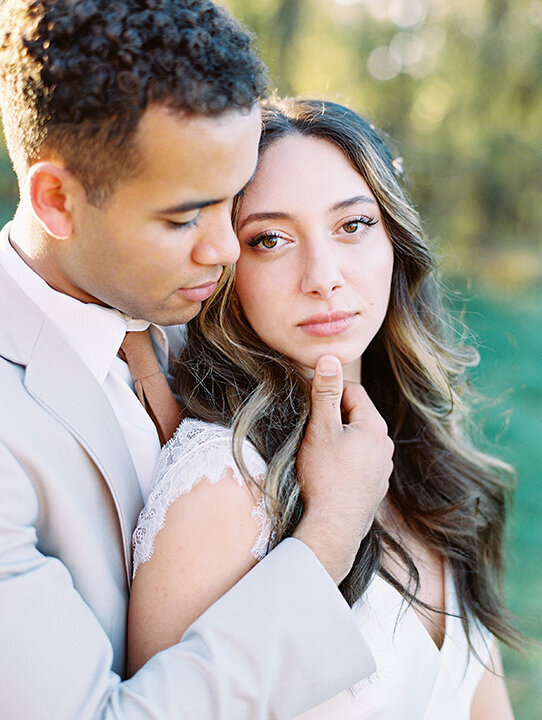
[{"x1": 0, "y1": 1, "x2": 393, "y2": 717}]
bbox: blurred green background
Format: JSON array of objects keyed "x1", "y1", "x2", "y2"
[{"x1": 0, "y1": 0, "x2": 540, "y2": 715}]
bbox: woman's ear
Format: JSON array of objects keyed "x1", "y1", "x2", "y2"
[{"x1": 26, "y1": 162, "x2": 82, "y2": 240}]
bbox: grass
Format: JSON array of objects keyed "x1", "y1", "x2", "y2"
[{"x1": 454, "y1": 279, "x2": 542, "y2": 719}]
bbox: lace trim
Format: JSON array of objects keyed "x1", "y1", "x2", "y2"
[
  {"x1": 251, "y1": 500, "x2": 275, "y2": 560},
  {"x1": 132, "y1": 418, "x2": 276, "y2": 577}
]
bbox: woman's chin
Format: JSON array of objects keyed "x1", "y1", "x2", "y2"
[
  {"x1": 299, "y1": 353, "x2": 362, "y2": 382},
  {"x1": 301, "y1": 365, "x2": 316, "y2": 379}
]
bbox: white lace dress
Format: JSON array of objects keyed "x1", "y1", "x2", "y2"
[
  {"x1": 132, "y1": 417, "x2": 274, "y2": 576},
  {"x1": 132, "y1": 417, "x2": 493, "y2": 720}
]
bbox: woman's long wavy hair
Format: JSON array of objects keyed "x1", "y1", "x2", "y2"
[{"x1": 176, "y1": 98, "x2": 518, "y2": 650}]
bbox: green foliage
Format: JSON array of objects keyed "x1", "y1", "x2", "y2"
[{"x1": 0, "y1": 126, "x2": 18, "y2": 223}]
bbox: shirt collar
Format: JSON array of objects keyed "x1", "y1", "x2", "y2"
[{"x1": 0, "y1": 222, "x2": 168, "y2": 383}]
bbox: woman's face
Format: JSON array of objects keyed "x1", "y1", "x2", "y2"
[{"x1": 235, "y1": 134, "x2": 394, "y2": 378}]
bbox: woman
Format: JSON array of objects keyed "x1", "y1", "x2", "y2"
[{"x1": 128, "y1": 98, "x2": 517, "y2": 718}]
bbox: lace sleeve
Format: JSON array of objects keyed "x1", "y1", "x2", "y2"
[{"x1": 132, "y1": 418, "x2": 276, "y2": 577}]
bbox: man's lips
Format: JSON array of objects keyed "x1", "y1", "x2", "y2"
[
  {"x1": 177, "y1": 279, "x2": 219, "y2": 302},
  {"x1": 297, "y1": 311, "x2": 357, "y2": 337}
]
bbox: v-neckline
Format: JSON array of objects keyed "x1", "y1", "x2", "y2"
[{"x1": 371, "y1": 568, "x2": 451, "y2": 654}]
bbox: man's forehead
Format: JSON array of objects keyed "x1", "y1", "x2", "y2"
[
  {"x1": 113, "y1": 102, "x2": 261, "y2": 203},
  {"x1": 138, "y1": 102, "x2": 261, "y2": 136}
]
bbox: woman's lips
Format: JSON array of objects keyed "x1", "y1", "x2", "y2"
[
  {"x1": 177, "y1": 280, "x2": 219, "y2": 302},
  {"x1": 297, "y1": 311, "x2": 357, "y2": 337}
]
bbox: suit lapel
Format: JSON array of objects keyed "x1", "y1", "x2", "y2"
[{"x1": 0, "y1": 266, "x2": 142, "y2": 587}]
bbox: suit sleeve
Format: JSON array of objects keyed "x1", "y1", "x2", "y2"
[{"x1": 0, "y1": 443, "x2": 375, "y2": 720}]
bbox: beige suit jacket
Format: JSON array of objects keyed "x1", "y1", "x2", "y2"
[{"x1": 0, "y1": 260, "x2": 375, "y2": 719}]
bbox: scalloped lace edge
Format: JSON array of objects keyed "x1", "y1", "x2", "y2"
[{"x1": 132, "y1": 418, "x2": 276, "y2": 577}]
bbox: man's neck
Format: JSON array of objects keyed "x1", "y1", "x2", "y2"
[
  {"x1": 9, "y1": 210, "x2": 54, "y2": 283},
  {"x1": 9, "y1": 212, "x2": 106, "y2": 305}
]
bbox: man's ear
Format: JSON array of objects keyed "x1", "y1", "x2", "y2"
[{"x1": 26, "y1": 162, "x2": 83, "y2": 240}]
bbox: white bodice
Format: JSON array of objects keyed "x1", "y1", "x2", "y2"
[
  {"x1": 132, "y1": 417, "x2": 492, "y2": 719},
  {"x1": 295, "y1": 570, "x2": 491, "y2": 719}
]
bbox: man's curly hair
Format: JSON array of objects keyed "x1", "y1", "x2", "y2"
[{"x1": 0, "y1": 0, "x2": 267, "y2": 204}]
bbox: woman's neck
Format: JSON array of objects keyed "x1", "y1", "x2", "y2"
[{"x1": 342, "y1": 356, "x2": 361, "y2": 383}]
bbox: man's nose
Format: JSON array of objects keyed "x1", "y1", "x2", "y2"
[{"x1": 192, "y1": 213, "x2": 240, "y2": 267}]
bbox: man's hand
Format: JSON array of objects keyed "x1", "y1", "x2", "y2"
[{"x1": 293, "y1": 355, "x2": 393, "y2": 584}]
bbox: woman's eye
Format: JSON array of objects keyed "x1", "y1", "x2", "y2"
[
  {"x1": 343, "y1": 221, "x2": 360, "y2": 233},
  {"x1": 341, "y1": 216, "x2": 377, "y2": 234},
  {"x1": 247, "y1": 232, "x2": 288, "y2": 250}
]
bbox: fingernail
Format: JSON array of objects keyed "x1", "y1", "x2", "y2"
[{"x1": 317, "y1": 356, "x2": 340, "y2": 377}]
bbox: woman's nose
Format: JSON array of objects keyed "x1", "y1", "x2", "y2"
[{"x1": 300, "y1": 248, "x2": 344, "y2": 299}]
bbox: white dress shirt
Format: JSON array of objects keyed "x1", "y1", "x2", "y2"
[{"x1": 0, "y1": 222, "x2": 163, "y2": 498}]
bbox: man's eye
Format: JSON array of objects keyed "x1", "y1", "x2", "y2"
[{"x1": 167, "y1": 215, "x2": 200, "y2": 230}]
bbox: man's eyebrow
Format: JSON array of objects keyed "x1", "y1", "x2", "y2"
[
  {"x1": 237, "y1": 211, "x2": 292, "y2": 231},
  {"x1": 156, "y1": 198, "x2": 224, "y2": 214},
  {"x1": 329, "y1": 195, "x2": 377, "y2": 213}
]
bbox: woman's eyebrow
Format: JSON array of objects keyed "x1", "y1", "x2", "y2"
[
  {"x1": 237, "y1": 211, "x2": 292, "y2": 231},
  {"x1": 329, "y1": 195, "x2": 377, "y2": 213},
  {"x1": 237, "y1": 195, "x2": 377, "y2": 231}
]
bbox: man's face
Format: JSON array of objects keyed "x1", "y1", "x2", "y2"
[{"x1": 56, "y1": 104, "x2": 261, "y2": 325}]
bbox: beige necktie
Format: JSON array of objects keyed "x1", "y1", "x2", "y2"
[{"x1": 119, "y1": 329, "x2": 182, "y2": 446}]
